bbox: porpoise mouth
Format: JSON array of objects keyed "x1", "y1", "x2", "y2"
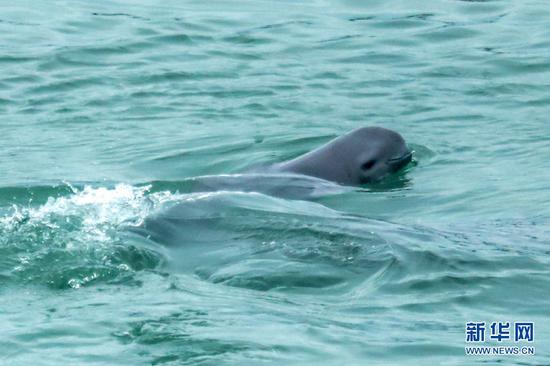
[{"x1": 387, "y1": 150, "x2": 413, "y2": 172}]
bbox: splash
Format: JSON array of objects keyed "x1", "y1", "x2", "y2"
[{"x1": 0, "y1": 184, "x2": 179, "y2": 289}]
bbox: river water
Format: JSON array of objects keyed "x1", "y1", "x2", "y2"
[{"x1": 1, "y1": 0, "x2": 549, "y2": 364}]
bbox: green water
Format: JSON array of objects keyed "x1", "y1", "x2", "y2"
[{"x1": 1, "y1": 0, "x2": 549, "y2": 364}]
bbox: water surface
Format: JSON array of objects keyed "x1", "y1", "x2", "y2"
[{"x1": 1, "y1": 0, "x2": 550, "y2": 364}]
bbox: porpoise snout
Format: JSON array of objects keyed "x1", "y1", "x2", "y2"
[{"x1": 387, "y1": 149, "x2": 413, "y2": 172}]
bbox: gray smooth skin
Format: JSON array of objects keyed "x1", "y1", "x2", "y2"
[{"x1": 273, "y1": 126, "x2": 412, "y2": 186}]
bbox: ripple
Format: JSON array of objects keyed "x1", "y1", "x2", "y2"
[{"x1": 91, "y1": 12, "x2": 151, "y2": 21}]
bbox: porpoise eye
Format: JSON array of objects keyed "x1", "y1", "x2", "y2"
[{"x1": 361, "y1": 160, "x2": 376, "y2": 170}]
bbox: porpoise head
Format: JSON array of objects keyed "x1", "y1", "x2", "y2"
[
  {"x1": 278, "y1": 126, "x2": 412, "y2": 186},
  {"x1": 342, "y1": 126, "x2": 412, "y2": 185}
]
